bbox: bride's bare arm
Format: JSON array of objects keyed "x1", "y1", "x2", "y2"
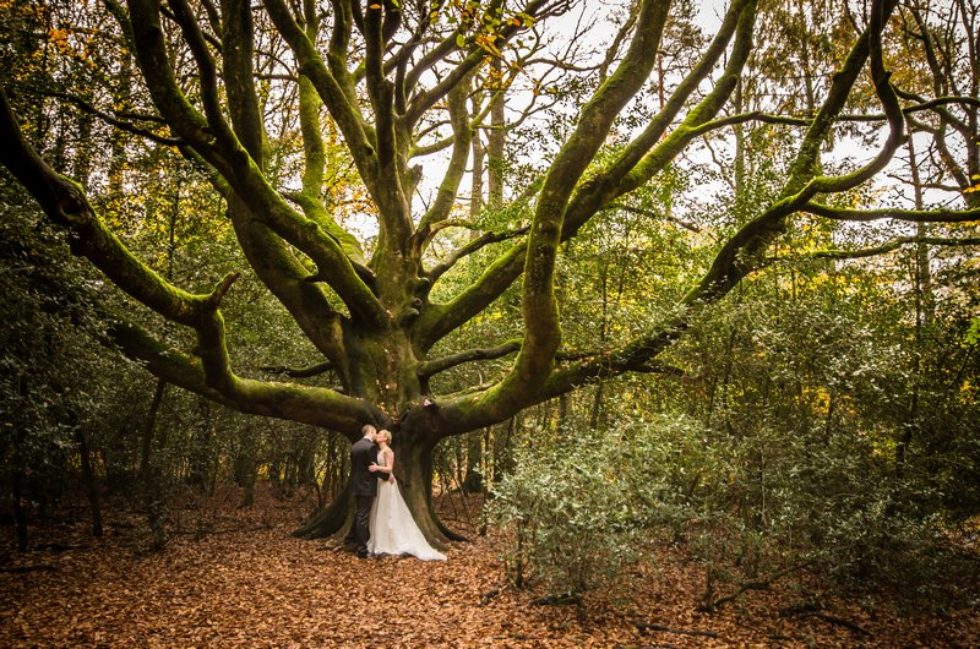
[
  {"x1": 368, "y1": 448, "x2": 395, "y2": 479},
  {"x1": 384, "y1": 449, "x2": 396, "y2": 482}
]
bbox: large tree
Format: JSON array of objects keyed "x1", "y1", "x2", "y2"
[{"x1": 2, "y1": 0, "x2": 978, "y2": 544}]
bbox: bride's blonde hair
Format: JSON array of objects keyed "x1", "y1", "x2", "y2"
[{"x1": 377, "y1": 429, "x2": 392, "y2": 444}]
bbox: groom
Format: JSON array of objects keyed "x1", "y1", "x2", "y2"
[{"x1": 350, "y1": 424, "x2": 388, "y2": 558}]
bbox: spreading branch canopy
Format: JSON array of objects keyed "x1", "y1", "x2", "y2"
[{"x1": 2, "y1": 0, "x2": 978, "y2": 441}]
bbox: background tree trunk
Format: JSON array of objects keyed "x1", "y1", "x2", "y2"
[
  {"x1": 76, "y1": 428, "x2": 103, "y2": 538},
  {"x1": 140, "y1": 379, "x2": 168, "y2": 551},
  {"x1": 12, "y1": 375, "x2": 29, "y2": 552}
]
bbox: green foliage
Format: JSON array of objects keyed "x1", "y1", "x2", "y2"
[
  {"x1": 965, "y1": 317, "x2": 980, "y2": 347},
  {"x1": 663, "y1": 253, "x2": 978, "y2": 604},
  {"x1": 489, "y1": 432, "x2": 638, "y2": 598},
  {"x1": 0, "y1": 178, "x2": 116, "y2": 519}
]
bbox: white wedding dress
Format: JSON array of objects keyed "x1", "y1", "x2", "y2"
[{"x1": 368, "y1": 453, "x2": 446, "y2": 561}]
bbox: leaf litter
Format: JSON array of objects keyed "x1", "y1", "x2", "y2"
[{"x1": 1, "y1": 486, "x2": 977, "y2": 648}]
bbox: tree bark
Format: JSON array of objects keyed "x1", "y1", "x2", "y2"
[
  {"x1": 463, "y1": 431, "x2": 484, "y2": 494},
  {"x1": 896, "y1": 129, "x2": 933, "y2": 477},
  {"x1": 293, "y1": 481, "x2": 354, "y2": 539},
  {"x1": 487, "y1": 57, "x2": 505, "y2": 208},
  {"x1": 76, "y1": 428, "x2": 103, "y2": 538},
  {"x1": 12, "y1": 375, "x2": 29, "y2": 552},
  {"x1": 140, "y1": 378, "x2": 168, "y2": 551},
  {"x1": 236, "y1": 437, "x2": 258, "y2": 509}
]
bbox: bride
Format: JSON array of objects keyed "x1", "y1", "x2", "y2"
[{"x1": 367, "y1": 430, "x2": 446, "y2": 561}]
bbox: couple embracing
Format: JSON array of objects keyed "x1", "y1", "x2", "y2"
[{"x1": 350, "y1": 424, "x2": 446, "y2": 561}]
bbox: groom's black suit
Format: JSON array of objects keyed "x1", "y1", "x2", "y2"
[{"x1": 350, "y1": 436, "x2": 387, "y2": 557}]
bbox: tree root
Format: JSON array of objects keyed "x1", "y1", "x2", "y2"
[
  {"x1": 698, "y1": 560, "x2": 813, "y2": 613},
  {"x1": 530, "y1": 593, "x2": 582, "y2": 606},
  {"x1": 434, "y1": 511, "x2": 468, "y2": 543},
  {"x1": 636, "y1": 622, "x2": 720, "y2": 639},
  {"x1": 786, "y1": 610, "x2": 872, "y2": 637},
  {"x1": 480, "y1": 588, "x2": 500, "y2": 606},
  {"x1": 291, "y1": 490, "x2": 353, "y2": 539}
]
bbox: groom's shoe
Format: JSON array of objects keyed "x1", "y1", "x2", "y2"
[{"x1": 356, "y1": 549, "x2": 369, "y2": 559}]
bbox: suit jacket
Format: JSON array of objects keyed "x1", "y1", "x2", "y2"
[{"x1": 350, "y1": 437, "x2": 386, "y2": 497}]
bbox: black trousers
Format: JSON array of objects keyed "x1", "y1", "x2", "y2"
[{"x1": 354, "y1": 494, "x2": 373, "y2": 554}]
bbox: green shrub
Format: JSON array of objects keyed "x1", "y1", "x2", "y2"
[{"x1": 489, "y1": 433, "x2": 637, "y2": 599}]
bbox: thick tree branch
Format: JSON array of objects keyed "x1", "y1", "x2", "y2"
[
  {"x1": 800, "y1": 202, "x2": 980, "y2": 223},
  {"x1": 425, "y1": 0, "x2": 907, "y2": 434},
  {"x1": 298, "y1": 8, "x2": 326, "y2": 200},
  {"x1": 426, "y1": 225, "x2": 531, "y2": 285},
  {"x1": 221, "y1": 0, "x2": 265, "y2": 164},
  {"x1": 417, "y1": 243, "x2": 524, "y2": 350},
  {"x1": 576, "y1": 0, "x2": 755, "y2": 216},
  {"x1": 263, "y1": 0, "x2": 379, "y2": 185},
  {"x1": 364, "y1": 1, "x2": 396, "y2": 168},
  {"x1": 769, "y1": 236, "x2": 980, "y2": 262},
  {"x1": 783, "y1": 0, "x2": 900, "y2": 193},
  {"x1": 418, "y1": 0, "x2": 752, "y2": 350},
  {"x1": 131, "y1": 0, "x2": 387, "y2": 328},
  {"x1": 439, "y1": 0, "x2": 672, "y2": 424},
  {"x1": 380, "y1": 0, "x2": 403, "y2": 44},
  {"x1": 415, "y1": 74, "x2": 474, "y2": 237},
  {"x1": 417, "y1": 340, "x2": 522, "y2": 379},
  {"x1": 684, "y1": 0, "x2": 902, "y2": 307},
  {"x1": 167, "y1": 0, "x2": 238, "y2": 150},
  {"x1": 431, "y1": 319, "x2": 688, "y2": 434},
  {"x1": 127, "y1": 0, "x2": 228, "y2": 169},
  {"x1": 259, "y1": 361, "x2": 334, "y2": 379},
  {"x1": 292, "y1": 2, "x2": 368, "y2": 266},
  {"x1": 326, "y1": 0, "x2": 361, "y2": 110},
  {"x1": 1, "y1": 89, "x2": 375, "y2": 436},
  {"x1": 213, "y1": 0, "x2": 362, "y2": 373},
  {"x1": 1, "y1": 88, "x2": 217, "y2": 328},
  {"x1": 110, "y1": 320, "x2": 372, "y2": 438}
]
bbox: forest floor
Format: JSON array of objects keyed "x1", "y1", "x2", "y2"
[{"x1": 1, "y1": 485, "x2": 978, "y2": 648}]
